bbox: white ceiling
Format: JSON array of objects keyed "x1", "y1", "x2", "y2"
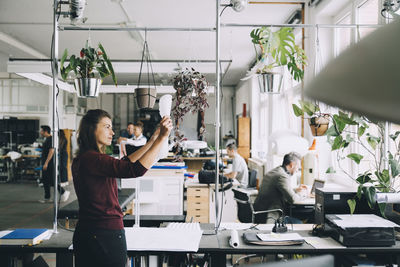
[{"x1": 0, "y1": 0, "x2": 304, "y2": 87}]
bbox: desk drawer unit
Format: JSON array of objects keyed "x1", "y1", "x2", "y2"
[{"x1": 187, "y1": 187, "x2": 209, "y2": 223}]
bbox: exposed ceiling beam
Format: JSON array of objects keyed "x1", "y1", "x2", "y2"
[{"x1": 0, "y1": 32, "x2": 47, "y2": 59}]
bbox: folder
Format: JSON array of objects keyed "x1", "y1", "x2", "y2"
[{"x1": 0, "y1": 228, "x2": 51, "y2": 245}]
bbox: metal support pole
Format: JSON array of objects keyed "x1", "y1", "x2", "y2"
[
  {"x1": 52, "y1": 0, "x2": 60, "y2": 233},
  {"x1": 214, "y1": 0, "x2": 221, "y2": 231},
  {"x1": 384, "y1": 122, "x2": 390, "y2": 170}
]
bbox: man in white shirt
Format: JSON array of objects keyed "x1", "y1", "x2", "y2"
[
  {"x1": 224, "y1": 143, "x2": 249, "y2": 187},
  {"x1": 119, "y1": 121, "x2": 147, "y2": 156}
]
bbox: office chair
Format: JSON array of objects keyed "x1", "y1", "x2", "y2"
[
  {"x1": 248, "y1": 169, "x2": 257, "y2": 188},
  {"x1": 232, "y1": 188, "x2": 282, "y2": 224}
]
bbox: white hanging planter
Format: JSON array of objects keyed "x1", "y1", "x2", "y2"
[
  {"x1": 74, "y1": 78, "x2": 102, "y2": 98},
  {"x1": 257, "y1": 73, "x2": 283, "y2": 94},
  {"x1": 135, "y1": 88, "x2": 157, "y2": 109}
]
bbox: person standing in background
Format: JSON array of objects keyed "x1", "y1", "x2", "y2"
[
  {"x1": 38, "y1": 125, "x2": 69, "y2": 203},
  {"x1": 58, "y1": 130, "x2": 70, "y2": 202}
]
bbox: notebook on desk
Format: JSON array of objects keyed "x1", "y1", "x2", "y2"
[
  {"x1": 0, "y1": 228, "x2": 52, "y2": 245},
  {"x1": 243, "y1": 232, "x2": 305, "y2": 246}
]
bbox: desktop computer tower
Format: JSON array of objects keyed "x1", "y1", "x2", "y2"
[{"x1": 315, "y1": 187, "x2": 372, "y2": 225}]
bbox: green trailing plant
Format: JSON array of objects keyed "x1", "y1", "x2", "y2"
[
  {"x1": 292, "y1": 100, "x2": 330, "y2": 136},
  {"x1": 250, "y1": 27, "x2": 307, "y2": 82},
  {"x1": 292, "y1": 100, "x2": 400, "y2": 215},
  {"x1": 60, "y1": 41, "x2": 117, "y2": 86}
]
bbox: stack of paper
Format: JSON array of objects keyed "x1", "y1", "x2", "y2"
[
  {"x1": 125, "y1": 224, "x2": 203, "y2": 252},
  {"x1": 0, "y1": 229, "x2": 52, "y2": 246}
]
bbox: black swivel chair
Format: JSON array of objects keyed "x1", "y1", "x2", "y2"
[{"x1": 232, "y1": 188, "x2": 283, "y2": 224}]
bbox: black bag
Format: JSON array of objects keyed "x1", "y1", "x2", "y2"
[{"x1": 198, "y1": 170, "x2": 228, "y2": 184}]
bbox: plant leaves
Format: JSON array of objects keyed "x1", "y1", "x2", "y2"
[
  {"x1": 390, "y1": 159, "x2": 400, "y2": 178},
  {"x1": 98, "y1": 43, "x2": 117, "y2": 86},
  {"x1": 378, "y1": 203, "x2": 387, "y2": 217},
  {"x1": 325, "y1": 125, "x2": 339, "y2": 137},
  {"x1": 347, "y1": 153, "x2": 363, "y2": 164},
  {"x1": 362, "y1": 186, "x2": 376, "y2": 209},
  {"x1": 326, "y1": 167, "x2": 336, "y2": 173},
  {"x1": 367, "y1": 136, "x2": 378, "y2": 150},
  {"x1": 332, "y1": 135, "x2": 343, "y2": 151},
  {"x1": 292, "y1": 104, "x2": 303, "y2": 117},
  {"x1": 356, "y1": 173, "x2": 371, "y2": 184},
  {"x1": 389, "y1": 131, "x2": 400, "y2": 141},
  {"x1": 358, "y1": 126, "x2": 366, "y2": 137},
  {"x1": 332, "y1": 115, "x2": 346, "y2": 133},
  {"x1": 347, "y1": 199, "x2": 356, "y2": 214}
]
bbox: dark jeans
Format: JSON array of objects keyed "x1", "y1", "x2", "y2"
[
  {"x1": 73, "y1": 225, "x2": 127, "y2": 267},
  {"x1": 42, "y1": 165, "x2": 65, "y2": 199}
]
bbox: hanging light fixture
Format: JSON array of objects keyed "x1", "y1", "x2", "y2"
[
  {"x1": 231, "y1": 0, "x2": 248, "y2": 12},
  {"x1": 135, "y1": 31, "x2": 157, "y2": 109}
]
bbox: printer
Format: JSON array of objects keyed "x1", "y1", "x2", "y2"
[
  {"x1": 325, "y1": 214, "x2": 399, "y2": 247},
  {"x1": 315, "y1": 187, "x2": 372, "y2": 225}
]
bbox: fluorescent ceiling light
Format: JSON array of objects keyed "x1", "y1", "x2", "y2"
[
  {"x1": 100, "y1": 85, "x2": 215, "y2": 94},
  {"x1": 16, "y1": 73, "x2": 74, "y2": 93}
]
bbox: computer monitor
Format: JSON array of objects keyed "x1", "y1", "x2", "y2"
[
  {"x1": 248, "y1": 255, "x2": 334, "y2": 267},
  {"x1": 311, "y1": 179, "x2": 325, "y2": 194}
]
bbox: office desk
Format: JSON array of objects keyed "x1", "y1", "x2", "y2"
[
  {"x1": 2, "y1": 224, "x2": 400, "y2": 267},
  {"x1": 210, "y1": 228, "x2": 400, "y2": 266},
  {"x1": 58, "y1": 189, "x2": 135, "y2": 228}
]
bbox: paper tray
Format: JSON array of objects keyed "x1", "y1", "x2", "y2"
[{"x1": 242, "y1": 232, "x2": 304, "y2": 246}]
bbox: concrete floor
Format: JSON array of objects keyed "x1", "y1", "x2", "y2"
[{"x1": 0, "y1": 181, "x2": 75, "y2": 267}]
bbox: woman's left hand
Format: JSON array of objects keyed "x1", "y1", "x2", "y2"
[{"x1": 159, "y1": 116, "x2": 173, "y2": 138}]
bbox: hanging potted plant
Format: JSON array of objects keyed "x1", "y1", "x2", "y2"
[
  {"x1": 172, "y1": 68, "x2": 209, "y2": 155},
  {"x1": 250, "y1": 27, "x2": 307, "y2": 93},
  {"x1": 60, "y1": 41, "x2": 117, "y2": 98},
  {"x1": 292, "y1": 100, "x2": 329, "y2": 136},
  {"x1": 135, "y1": 35, "x2": 157, "y2": 109}
]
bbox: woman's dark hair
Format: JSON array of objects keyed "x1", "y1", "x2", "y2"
[{"x1": 77, "y1": 109, "x2": 111, "y2": 156}]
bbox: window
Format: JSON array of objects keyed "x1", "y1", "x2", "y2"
[
  {"x1": 335, "y1": 13, "x2": 352, "y2": 56},
  {"x1": 357, "y1": 0, "x2": 379, "y2": 38}
]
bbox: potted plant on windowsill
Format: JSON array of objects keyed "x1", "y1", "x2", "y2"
[
  {"x1": 293, "y1": 103, "x2": 400, "y2": 216},
  {"x1": 292, "y1": 100, "x2": 330, "y2": 136},
  {"x1": 250, "y1": 27, "x2": 307, "y2": 93},
  {"x1": 60, "y1": 41, "x2": 117, "y2": 98}
]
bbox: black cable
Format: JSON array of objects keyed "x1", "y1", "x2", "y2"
[{"x1": 219, "y1": 5, "x2": 231, "y2": 16}]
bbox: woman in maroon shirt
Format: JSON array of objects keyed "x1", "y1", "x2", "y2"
[{"x1": 72, "y1": 109, "x2": 172, "y2": 267}]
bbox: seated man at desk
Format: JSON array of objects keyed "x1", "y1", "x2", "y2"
[
  {"x1": 118, "y1": 121, "x2": 147, "y2": 156},
  {"x1": 224, "y1": 143, "x2": 248, "y2": 187},
  {"x1": 253, "y1": 152, "x2": 307, "y2": 223}
]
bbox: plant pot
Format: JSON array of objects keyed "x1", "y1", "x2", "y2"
[
  {"x1": 74, "y1": 78, "x2": 101, "y2": 98},
  {"x1": 135, "y1": 88, "x2": 157, "y2": 109},
  {"x1": 257, "y1": 73, "x2": 283, "y2": 94},
  {"x1": 309, "y1": 116, "x2": 329, "y2": 136}
]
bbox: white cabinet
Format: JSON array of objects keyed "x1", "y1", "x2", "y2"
[{"x1": 121, "y1": 168, "x2": 184, "y2": 216}]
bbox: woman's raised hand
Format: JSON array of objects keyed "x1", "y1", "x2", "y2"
[{"x1": 159, "y1": 116, "x2": 173, "y2": 138}]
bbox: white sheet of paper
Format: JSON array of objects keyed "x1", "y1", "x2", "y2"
[
  {"x1": 304, "y1": 237, "x2": 345, "y2": 249},
  {"x1": 256, "y1": 232, "x2": 304, "y2": 242},
  {"x1": 125, "y1": 226, "x2": 203, "y2": 252},
  {"x1": 158, "y1": 94, "x2": 172, "y2": 160}
]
